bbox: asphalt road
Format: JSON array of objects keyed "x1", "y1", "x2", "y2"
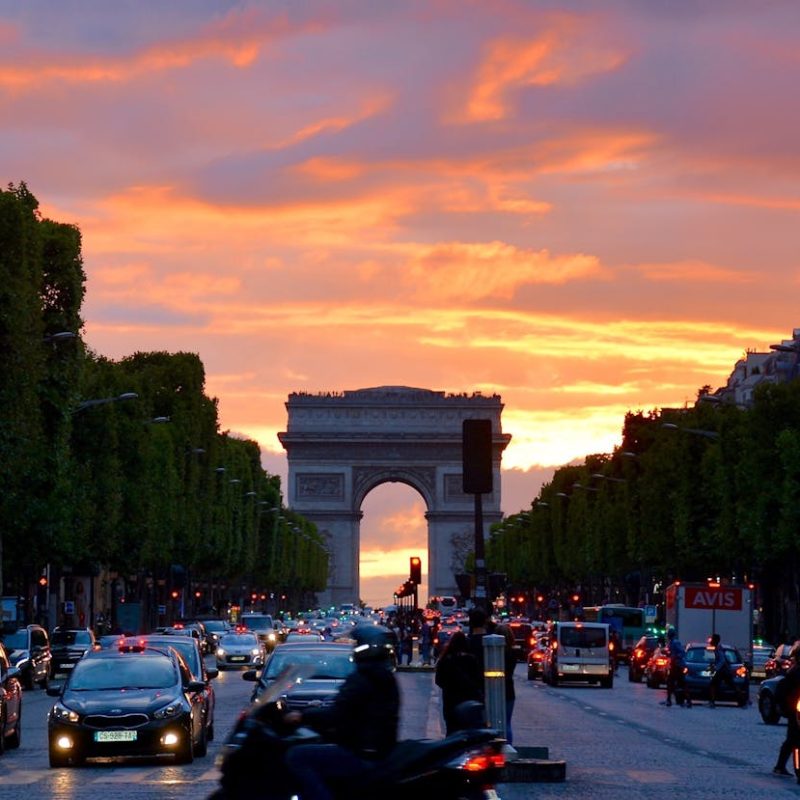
[{"x1": 0, "y1": 660, "x2": 796, "y2": 799}]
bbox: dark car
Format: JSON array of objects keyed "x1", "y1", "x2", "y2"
[
  {"x1": 527, "y1": 635, "x2": 548, "y2": 680},
  {"x1": 758, "y1": 675, "x2": 788, "y2": 724},
  {"x1": 239, "y1": 614, "x2": 280, "y2": 652},
  {"x1": 508, "y1": 621, "x2": 533, "y2": 663},
  {"x1": 50, "y1": 628, "x2": 97, "y2": 682},
  {"x1": 644, "y1": 646, "x2": 670, "y2": 689},
  {"x1": 0, "y1": 625, "x2": 51, "y2": 689},
  {"x1": 764, "y1": 642, "x2": 796, "y2": 680},
  {"x1": 683, "y1": 642, "x2": 749, "y2": 706},
  {"x1": 628, "y1": 634, "x2": 660, "y2": 683},
  {"x1": 46, "y1": 642, "x2": 208, "y2": 766},
  {"x1": 0, "y1": 641, "x2": 23, "y2": 753},
  {"x1": 142, "y1": 635, "x2": 217, "y2": 743},
  {"x1": 243, "y1": 641, "x2": 354, "y2": 708},
  {"x1": 198, "y1": 618, "x2": 231, "y2": 652}
]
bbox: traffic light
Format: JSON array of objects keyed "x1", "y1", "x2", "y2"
[{"x1": 409, "y1": 556, "x2": 422, "y2": 585}]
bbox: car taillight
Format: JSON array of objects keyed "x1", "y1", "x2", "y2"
[
  {"x1": 635, "y1": 648, "x2": 644, "y2": 659},
  {"x1": 656, "y1": 657, "x2": 667, "y2": 667},
  {"x1": 736, "y1": 666, "x2": 747, "y2": 678}
]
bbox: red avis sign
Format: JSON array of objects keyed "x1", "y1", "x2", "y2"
[{"x1": 684, "y1": 587, "x2": 743, "y2": 610}]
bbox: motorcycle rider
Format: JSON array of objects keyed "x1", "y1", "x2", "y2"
[{"x1": 284, "y1": 624, "x2": 400, "y2": 800}]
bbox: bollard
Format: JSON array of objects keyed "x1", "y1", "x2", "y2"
[{"x1": 482, "y1": 633, "x2": 507, "y2": 739}]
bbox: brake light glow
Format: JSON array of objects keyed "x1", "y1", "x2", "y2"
[
  {"x1": 655, "y1": 657, "x2": 668, "y2": 667},
  {"x1": 635, "y1": 648, "x2": 644, "y2": 659},
  {"x1": 463, "y1": 751, "x2": 505, "y2": 772},
  {"x1": 736, "y1": 666, "x2": 747, "y2": 678}
]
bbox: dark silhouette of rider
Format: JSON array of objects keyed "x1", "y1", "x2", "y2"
[{"x1": 284, "y1": 625, "x2": 399, "y2": 800}]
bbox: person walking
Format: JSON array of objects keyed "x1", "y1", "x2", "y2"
[
  {"x1": 708, "y1": 633, "x2": 737, "y2": 707},
  {"x1": 662, "y1": 628, "x2": 691, "y2": 708},
  {"x1": 773, "y1": 644, "x2": 800, "y2": 777},
  {"x1": 435, "y1": 630, "x2": 484, "y2": 734},
  {"x1": 419, "y1": 617, "x2": 433, "y2": 666}
]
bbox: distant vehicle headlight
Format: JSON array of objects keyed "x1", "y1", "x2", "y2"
[
  {"x1": 52, "y1": 703, "x2": 80, "y2": 723},
  {"x1": 267, "y1": 633, "x2": 276, "y2": 641},
  {"x1": 216, "y1": 648, "x2": 226, "y2": 657},
  {"x1": 251, "y1": 648, "x2": 261, "y2": 656}
]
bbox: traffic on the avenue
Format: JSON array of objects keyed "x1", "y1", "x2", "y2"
[{"x1": 1, "y1": 608, "x2": 799, "y2": 800}]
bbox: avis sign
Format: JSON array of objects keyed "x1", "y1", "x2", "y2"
[{"x1": 684, "y1": 587, "x2": 743, "y2": 611}]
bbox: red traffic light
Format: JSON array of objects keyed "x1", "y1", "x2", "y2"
[
  {"x1": 170, "y1": 590, "x2": 179, "y2": 599},
  {"x1": 38, "y1": 576, "x2": 48, "y2": 587},
  {"x1": 409, "y1": 556, "x2": 422, "y2": 584}
]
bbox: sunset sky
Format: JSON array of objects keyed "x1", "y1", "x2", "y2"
[{"x1": 2, "y1": 1, "x2": 798, "y2": 606}]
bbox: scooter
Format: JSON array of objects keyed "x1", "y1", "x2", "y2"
[{"x1": 209, "y1": 667, "x2": 504, "y2": 800}]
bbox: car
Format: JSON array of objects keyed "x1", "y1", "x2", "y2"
[
  {"x1": 238, "y1": 614, "x2": 280, "y2": 651},
  {"x1": 628, "y1": 634, "x2": 660, "y2": 683},
  {"x1": 243, "y1": 641, "x2": 355, "y2": 707},
  {"x1": 170, "y1": 622, "x2": 209, "y2": 655},
  {"x1": 541, "y1": 622, "x2": 614, "y2": 688},
  {"x1": 764, "y1": 642, "x2": 796, "y2": 680},
  {"x1": 49, "y1": 628, "x2": 97, "y2": 682},
  {"x1": 0, "y1": 625, "x2": 51, "y2": 689},
  {"x1": 758, "y1": 675, "x2": 787, "y2": 724},
  {"x1": 433, "y1": 622, "x2": 462, "y2": 659},
  {"x1": 508, "y1": 621, "x2": 533, "y2": 663},
  {"x1": 644, "y1": 645, "x2": 670, "y2": 688},
  {"x1": 46, "y1": 641, "x2": 208, "y2": 766},
  {"x1": 0, "y1": 641, "x2": 23, "y2": 753},
  {"x1": 215, "y1": 632, "x2": 266, "y2": 670},
  {"x1": 682, "y1": 642, "x2": 749, "y2": 706},
  {"x1": 198, "y1": 618, "x2": 231, "y2": 651},
  {"x1": 751, "y1": 642, "x2": 775, "y2": 682},
  {"x1": 142, "y1": 635, "x2": 217, "y2": 744},
  {"x1": 527, "y1": 635, "x2": 549, "y2": 680}
]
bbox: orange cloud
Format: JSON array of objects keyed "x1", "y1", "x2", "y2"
[
  {"x1": 0, "y1": 9, "x2": 325, "y2": 89},
  {"x1": 637, "y1": 260, "x2": 756, "y2": 284},
  {"x1": 465, "y1": 19, "x2": 627, "y2": 121},
  {"x1": 405, "y1": 242, "x2": 602, "y2": 300}
]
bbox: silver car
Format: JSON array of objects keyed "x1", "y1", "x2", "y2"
[{"x1": 216, "y1": 633, "x2": 265, "y2": 670}]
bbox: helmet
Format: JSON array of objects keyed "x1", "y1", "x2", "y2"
[{"x1": 352, "y1": 624, "x2": 395, "y2": 664}]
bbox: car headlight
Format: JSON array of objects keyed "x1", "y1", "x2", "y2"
[
  {"x1": 52, "y1": 703, "x2": 80, "y2": 723},
  {"x1": 251, "y1": 648, "x2": 261, "y2": 656},
  {"x1": 267, "y1": 633, "x2": 276, "y2": 641},
  {"x1": 216, "y1": 648, "x2": 226, "y2": 657},
  {"x1": 153, "y1": 701, "x2": 182, "y2": 719}
]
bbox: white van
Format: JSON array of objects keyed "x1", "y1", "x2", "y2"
[{"x1": 543, "y1": 621, "x2": 613, "y2": 688}]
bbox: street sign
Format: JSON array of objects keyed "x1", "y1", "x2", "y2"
[
  {"x1": 63, "y1": 600, "x2": 75, "y2": 614},
  {"x1": 157, "y1": 604, "x2": 166, "y2": 614},
  {"x1": 644, "y1": 604, "x2": 657, "y2": 623}
]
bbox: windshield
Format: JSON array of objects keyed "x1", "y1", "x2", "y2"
[
  {"x1": 1, "y1": 632, "x2": 28, "y2": 650},
  {"x1": 220, "y1": 634, "x2": 257, "y2": 646},
  {"x1": 241, "y1": 616, "x2": 273, "y2": 632},
  {"x1": 263, "y1": 650, "x2": 354, "y2": 681},
  {"x1": 560, "y1": 627, "x2": 607, "y2": 649},
  {"x1": 145, "y1": 639, "x2": 201, "y2": 680},
  {"x1": 203, "y1": 620, "x2": 228, "y2": 632},
  {"x1": 686, "y1": 647, "x2": 739, "y2": 665},
  {"x1": 70, "y1": 657, "x2": 176, "y2": 690},
  {"x1": 52, "y1": 631, "x2": 92, "y2": 647}
]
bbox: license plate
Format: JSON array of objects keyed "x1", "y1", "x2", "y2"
[
  {"x1": 62, "y1": 663, "x2": 75, "y2": 669},
  {"x1": 700, "y1": 670, "x2": 712, "y2": 677},
  {"x1": 230, "y1": 656, "x2": 246, "y2": 662},
  {"x1": 94, "y1": 730, "x2": 138, "y2": 743},
  {"x1": 562, "y1": 664, "x2": 579, "y2": 671}
]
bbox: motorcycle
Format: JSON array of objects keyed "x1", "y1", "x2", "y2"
[{"x1": 209, "y1": 666, "x2": 505, "y2": 800}]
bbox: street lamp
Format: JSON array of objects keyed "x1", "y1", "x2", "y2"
[
  {"x1": 73, "y1": 392, "x2": 138, "y2": 413},
  {"x1": 661, "y1": 422, "x2": 719, "y2": 440}
]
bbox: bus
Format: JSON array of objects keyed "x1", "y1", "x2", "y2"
[
  {"x1": 582, "y1": 605, "x2": 646, "y2": 661},
  {"x1": 428, "y1": 596, "x2": 458, "y2": 616}
]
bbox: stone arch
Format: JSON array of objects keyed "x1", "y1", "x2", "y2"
[{"x1": 278, "y1": 387, "x2": 511, "y2": 608}]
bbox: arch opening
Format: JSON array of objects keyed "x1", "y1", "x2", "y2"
[{"x1": 360, "y1": 482, "x2": 428, "y2": 609}]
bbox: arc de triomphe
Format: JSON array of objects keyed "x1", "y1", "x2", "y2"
[{"x1": 278, "y1": 387, "x2": 511, "y2": 608}]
